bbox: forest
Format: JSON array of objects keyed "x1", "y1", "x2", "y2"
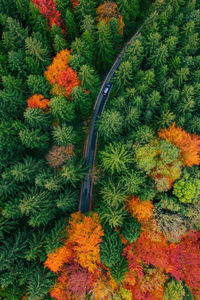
[{"x1": 0, "y1": 0, "x2": 200, "y2": 299}]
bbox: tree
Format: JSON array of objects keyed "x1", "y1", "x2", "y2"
[
  {"x1": 64, "y1": 10, "x2": 77, "y2": 42},
  {"x1": 53, "y1": 124, "x2": 75, "y2": 146},
  {"x1": 19, "y1": 128, "x2": 50, "y2": 149},
  {"x1": 50, "y1": 25, "x2": 68, "y2": 53},
  {"x1": 173, "y1": 171, "x2": 200, "y2": 204},
  {"x1": 97, "y1": 110, "x2": 124, "y2": 142},
  {"x1": 27, "y1": 94, "x2": 50, "y2": 111},
  {"x1": 61, "y1": 159, "x2": 87, "y2": 187},
  {"x1": 100, "y1": 180, "x2": 127, "y2": 209},
  {"x1": 96, "y1": 20, "x2": 114, "y2": 71},
  {"x1": 100, "y1": 226, "x2": 123, "y2": 268},
  {"x1": 49, "y1": 96, "x2": 75, "y2": 122},
  {"x1": 163, "y1": 280, "x2": 185, "y2": 300},
  {"x1": 46, "y1": 145, "x2": 75, "y2": 168},
  {"x1": 72, "y1": 86, "x2": 93, "y2": 118},
  {"x1": 78, "y1": 65, "x2": 100, "y2": 98},
  {"x1": 27, "y1": 75, "x2": 51, "y2": 97},
  {"x1": 24, "y1": 108, "x2": 51, "y2": 129},
  {"x1": 100, "y1": 143, "x2": 133, "y2": 175},
  {"x1": 113, "y1": 61, "x2": 133, "y2": 91},
  {"x1": 158, "y1": 122, "x2": 200, "y2": 167},
  {"x1": 110, "y1": 256, "x2": 128, "y2": 284},
  {"x1": 125, "y1": 196, "x2": 153, "y2": 223},
  {"x1": 121, "y1": 215, "x2": 141, "y2": 243},
  {"x1": 25, "y1": 35, "x2": 51, "y2": 67},
  {"x1": 98, "y1": 202, "x2": 127, "y2": 228},
  {"x1": 75, "y1": 0, "x2": 96, "y2": 21}
]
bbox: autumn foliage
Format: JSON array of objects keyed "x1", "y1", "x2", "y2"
[
  {"x1": 126, "y1": 195, "x2": 154, "y2": 223},
  {"x1": 44, "y1": 49, "x2": 80, "y2": 97},
  {"x1": 159, "y1": 122, "x2": 200, "y2": 167},
  {"x1": 44, "y1": 212, "x2": 104, "y2": 299},
  {"x1": 96, "y1": 1, "x2": 125, "y2": 34},
  {"x1": 27, "y1": 94, "x2": 50, "y2": 111},
  {"x1": 70, "y1": 0, "x2": 79, "y2": 9},
  {"x1": 31, "y1": 0, "x2": 62, "y2": 28}
]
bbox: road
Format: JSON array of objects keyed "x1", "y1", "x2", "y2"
[{"x1": 79, "y1": 29, "x2": 142, "y2": 213}]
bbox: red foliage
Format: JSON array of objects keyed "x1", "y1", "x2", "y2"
[
  {"x1": 44, "y1": 49, "x2": 80, "y2": 97},
  {"x1": 70, "y1": 0, "x2": 79, "y2": 9},
  {"x1": 158, "y1": 122, "x2": 200, "y2": 167},
  {"x1": 27, "y1": 94, "x2": 49, "y2": 111},
  {"x1": 57, "y1": 67, "x2": 80, "y2": 96},
  {"x1": 31, "y1": 0, "x2": 62, "y2": 27}
]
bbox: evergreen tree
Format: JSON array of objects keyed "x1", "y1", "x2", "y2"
[
  {"x1": 121, "y1": 216, "x2": 141, "y2": 243},
  {"x1": 113, "y1": 61, "x2": 133, "y2": 90},
  {"x1": 65, "y1": 9, "x2": 78, "y2": 42},
  {"x1": 19, "y1": 128, "x2": 50, "y2": 150},
  {"x1": 49, "y1": 96, "x2": 76, "y2": 123},
  {"x1": 96, "y1": 20, "x2": 115, "y2": 71},
  {"x1": 52, "y1": 124, "x2": 76, "y2": 146},
  {"x1": 72, "y1": 86, "x2": 93, "y2": 118},
  {"x1": 78, "y1": 64, "x2": 100, "y2": 98},
  {"x1": 100, "y1": 226, "x2": 123, "y2": 268},
  {"x1": 27, "y1": 75, "x2": 51, "y2": 97}
]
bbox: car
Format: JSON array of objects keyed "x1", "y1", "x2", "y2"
[{"x1": 103, "y1": 83, "x2": 111, "y2": 95}]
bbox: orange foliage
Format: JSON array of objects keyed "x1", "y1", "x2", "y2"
[
  {"x1": 57, "y1": 67, "x2": 80, "y2": 96},
  {"x1": 158, "y1": 122, "x2": 200, "y2": 167},
  {"x1": 44, "y1": 49, "x2": 71, "y2": 85},
  {"x1": 67, "y1": 212, "x2": 104, "y2": 272},
  {"x1": 44, "y1": 49, "x2": 80, "y2": 97},
  {"x1": 27, "y1": 94, "x2": 49, "y2": 110},
  {"x1": 126, "y1": 196, "x2": 154, "y2": 223},
  {"x1": 44, "y1": 241, "x2": 73, "y2": 273},
  {"x1": 96, "y1": 1, "x2": 125, "y2": 34}
]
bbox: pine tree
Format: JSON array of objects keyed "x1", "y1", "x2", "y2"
[
  {"x1": 110, "y1": 256, "x2": 128, "y2": 284},
  {"x1": 25, "y1": 36, "x2": 51, "y2": 67},
  {"x1": 113, "y1": 61, "x2": 133, "y2": 90},
  {"x1": 65, "y1": 9, "x2": 78, "y2": 42},
  {"x1": 49, "y1": 96, "x2": 76, "y2": 123},
  {"x1": 19, "y1": 128, "x2": 50, "y2": 150},
  {"x1": 100, "y1": 226, "x2": 123, "y2": 268},
  {"x1": 72, "y1": 86, "x2": 93, "y2": 118},
  {"x1": 27, "y1": 75, "x2": 51, "y2": 97},
  {"x1": 52, "y1": 124, "x2": 76, "y2": 146},
  {"x1": 100, "y1": 180, "x2": 127, "y2": 209},
  {"x1": 96, "y1": 20, "x2": 115, "y2": 71},
  {"x1": 78, "y1": 64, "x2": 100, "y2": 98},
  {"x1": 121, "y1": 215, "x2": 141, "y2": 243}
]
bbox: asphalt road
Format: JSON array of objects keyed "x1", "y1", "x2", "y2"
[{"x1": 79, "y1": 29, "x2": 141, "y2": 213}]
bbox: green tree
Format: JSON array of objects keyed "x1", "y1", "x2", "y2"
[
  {"x1": 121, "y1": 216, "x2": 141, "y2": 243},
  {"x1": 27, "y1": 75, "x2": 51, "y2": 97},
  {"x1": 50, "y1": 25, "x2": 68, "y2": 53},
  {"x1": 110, "y1": 17, "x2": 123, "y2": 52},
  {"x1": 52, "y1": 124, "x2": 76, "y2": 146},
  {"x1": 65, "y1": 10, "x2": 78, "y2": 42},
  {"x1": 97, "y1": 110, "x2": 123, "y2": 142},
  {"x1": 100, "y1": 227, "x2": 123, "y2": 268},
  {"x1": 173, "y1": 172, "x2": 200, "y2": 204},
  {"x1": 82, "y1": 30, "x2": 95, "y2": 65},
  {"x1": 98, "y1": 203, "x2": 127, "y2": 228},
  {"x1": 19, "y1": 128, "x2": 50, "y2": 150},
  {"x1": 81, "y1": 14, "x2": 95, "y2": 34},
  {"x1": 56, "y1": 189, "x2": 78, "y2": 213},
  {"x1": 24, "y1": 108, "x2": 51, "y2": 130},
  {"x1": 110, "y1": 256, "x2": 128, "y2": 284},
  {"x1": 61, "y1": 159, "x2": 87, "y2": 187},
  {"x1": 96, "y1": 20, "x2": 115, "y2": 71},
  {"x1": 100, "y1": 143, "x2": 133, "y2": 175},
  {"x1": 72, "y1": 86, "x2": 93, "y2": 118},
  {"x1": 100, "y1": 180, "x2": 127, "y2": 209},
  {"x1": 78, "y1": 64, "x2": 100, "y2": 98},
  {"x1": 164, "y1": 280, "x2": 185, "y2": 300},
  {"x1": 49, "y1": 96, "x2": 76, "y2": 123},
  {"x1": 113, "y1": 61, "x2": 133, "y2": 91},
  {"x1": 76, "y1": 0, "x2": 97, "y2": 21}
]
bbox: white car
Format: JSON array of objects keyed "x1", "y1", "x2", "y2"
[{"x1": 103, "y1": 83, "x2": 111, "y2": 95}]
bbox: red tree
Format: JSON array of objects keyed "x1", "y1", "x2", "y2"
[{"x1": 31, "y1": 0, "x2": 62, "y2": 27}]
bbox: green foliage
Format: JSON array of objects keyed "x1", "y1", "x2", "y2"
[
  {"x1": 113, "y1": 61, "x2": 133, "y2": 90},
  {"x1": 53, "y1": 124, "x2": 76, "y2": 146},
  {"x1": 27, "y1": 267, "x2": 55, "y2": 300},
  {"x1": 164, "y1": 280, "x2": 185, "y2": 300},
  {"x1": 173, "y1": 171, "x2": 200, "y2": 203},
  {"x1": 121, "y1": 215, "x2": 141, "y2": 243},
  {"x1": 100, "y1": 226, "x2": 123, "y2": 268},
  {"x1": 19, "y1": 128, "x2": 50, "y2": 150},
  {"x1": 56, "y1": 189, "x2": 78, "y2": 213},
  {"x1": 110, "y1": 256, "x2": 128, "y2": 284},
  {"x1": 50, "y1": 25, "x2": 68, "y2": 53},
  {"x1": 100, "y1": 143, "x2": 133, "y2": 175},
  {"x1": 100, "y1": 180, "x2": 127, "y2": 209},
  {"x1": 61, "y1": 159, "x2": 87, "y2": 187},
  {"x1": 24, "y1": 108, "x2": 51, "y2": 130},
  {"x1": 27, "y1": 75, "x2": 51, "y2": 97},
  {"x1": 65, "y1": 10, "x2": 77, "y2": 42},
  {"x1": 98, "y1": 202, "x2": 127, "y2": 228},
  {"x1": 96, "y1": 20, "x2": 114, "y2": 71},
  {"x1": 79, "y1": 64, "x2": 100, "y2": 98},
  {"x1": 72, "y1": 86, "x2": 93, "y2": 118},
  {"x1": 49, "y1": 96, "x2": 75, "y2": 123},
  {"x1": 97, "y1": 109, "x2": 124, "y2": 142}
]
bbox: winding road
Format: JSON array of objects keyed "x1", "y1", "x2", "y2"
[{"x1": 79, "y1": 28, "x2": 142, "y2": 213}]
